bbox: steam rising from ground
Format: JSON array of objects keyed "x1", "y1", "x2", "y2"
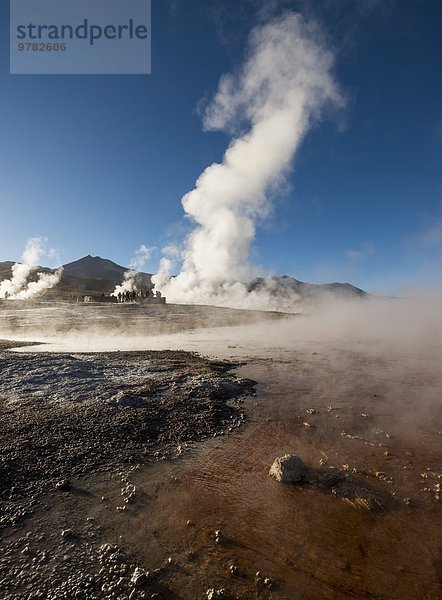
[
  {"x1": 112, "y1": 245, "x2": 153, "y2": 296},
  {"x1": 1, "y1": 290, "x2": 441, "y2": 427},
  {"x1": 153, "y1": 12, "x2": 343, "y2": 310},
  {"x1": 0, "y1": 237, "x2": 63, "y2": 300},
  {"x1": 3, "y1": 294, "x2": 441, "y2": 363}
]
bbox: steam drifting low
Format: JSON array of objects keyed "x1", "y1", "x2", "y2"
[
  {"x1": 112, "y1": 244, "x2": 153, "y2": 296},
  {"x1": 0, "y1": 237, "x2": 63, "y2": 300},
  {"x1": 153, "y1": 12, "x2": 343, "y2": 310}
]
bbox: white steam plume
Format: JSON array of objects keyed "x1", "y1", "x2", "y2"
[
  {"x1": 113, "y1": 245, "x2": 153, "y2": 297},
  {"x1": 154, "y1": 12, "x2": 343, "y2": 309},
  {"x1": 0, "y1": 237, "x2": 63, "y2": 300}
]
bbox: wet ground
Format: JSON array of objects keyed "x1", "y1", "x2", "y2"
[
  {"x1": 127, "y1": 354, "x2": 440, "y2": 599},
  {"x1": 0, "y1": 300, "x2": 287, "y2": 340},
  {"x1": 0, "y1": 337, "x2": 256, "y2": 599},
  {"x1": 0, "y1": 301, "x2": 441, "y2": 599}
]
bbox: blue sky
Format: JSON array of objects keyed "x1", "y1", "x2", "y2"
[{"x1": 0, "y1": 0, "x2": 441, "y2": 294}]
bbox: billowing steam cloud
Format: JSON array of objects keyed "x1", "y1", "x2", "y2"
[
  {"x1": 113, "y1": 244, "x2": 153, "y2": 296},
  {"x1": 153, "y1": 12, "x2": 343, "y2": 309},
  {"x1": 0, "y1": 237, "x2": 63, "y2": 300}
]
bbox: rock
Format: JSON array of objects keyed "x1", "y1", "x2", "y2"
[
  {"x1": 269, "y1": 455, "x2": 306, "y2": 483},
  {"x1": 99, "y1": 543, "x2": 115, "y2": 556},
  {"x1": 55, "y1": 479, "x2": 71, "y2": 492},
  {"x1": 319, "y1": 471, "x2": 345, "y2": 488},
  {"x1": 61, "y1": 529, "x2": 74, "y2": 539},
  {"x1": 131, "y1": 567, "x2": 148, "y2": 587},
  {"x1": 331, "y1": 480, "x2": 386, "y2": 511},
  {"x1": 214, "y1": 529, "x2": 223, "y2": 544},
  {"x1": 218, "y1": 379, "x2": 244, "y2": 397},
  {"x1": 206, "y1": 589, "x2": 226, "y2": 599},
  {"x1": 112, "y1": 393, "x2": 149, "y2": 408}
]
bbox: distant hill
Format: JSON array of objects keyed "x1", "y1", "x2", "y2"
[
  {"x1": 57, "y1": 255, "x2": 152, "y2": 293},
  {"x1": 0, "y1": 261, "x2": 15, "y2": 270},
  {"x1": 62, "y1": 255, "x2": 128, "y2": 281},
  {"x1": 0, "y1": 261, "x2": 14, "y2": 281},
  {"x1": 0, "y1": 256, "x2": 152, "y2": 295},
  {"x1": 0, "y1": 261, "x2": 51, "y2": 282},
  {"x1": 247, "y1": 275, "x2": 367, "y2": 301},
  {"x1": 0, "y1": 256, "x2": 368, "y2": 300}
]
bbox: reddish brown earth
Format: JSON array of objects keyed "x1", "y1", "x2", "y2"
[{"x1": 106, "y1": 349, "x2": 441, "y2": 599}]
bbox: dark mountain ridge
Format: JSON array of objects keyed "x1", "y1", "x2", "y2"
[
  {"x1": 247, "y1": 275, "x2": 367, "y2": 300},
  {"x1": 0, "y1": 256, "x2": 368, "y2": 299},
  {"x1": 0, "y1": 255, "x2": 152, "y2": 295},
  {"x1": 0, "y1": 261, "x2": 15, "y2": 270},
  {"x1": 62, "y1": 255, "x2": 131, "y2": 281},
  {"x1": 59, "y1": 255, "x2": 152, "y2": 293}
]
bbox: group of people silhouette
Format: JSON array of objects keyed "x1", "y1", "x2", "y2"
[{"x1": 116, "y1": 289, "x2": 162, "y2": 303}]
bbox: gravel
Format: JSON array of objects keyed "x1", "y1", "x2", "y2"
[{"x1": 0, "y1": 342, "x2": 256, "y2": 599}]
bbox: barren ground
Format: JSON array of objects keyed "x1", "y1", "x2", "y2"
[{"x1": 0, "y1": 301, "x2": 440, "y2": 599}]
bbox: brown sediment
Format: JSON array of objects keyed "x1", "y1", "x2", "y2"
[{"x1": 110, "y1": 352, "x2": 441, "y2": 599}]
